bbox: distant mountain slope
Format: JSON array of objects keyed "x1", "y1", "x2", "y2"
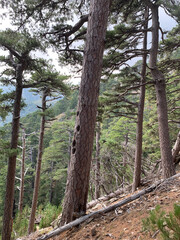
[{"x1": 0, "y1": 86, "x2": 41, "y2": 125}]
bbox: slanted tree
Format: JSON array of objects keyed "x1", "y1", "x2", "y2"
[
  {"x1": 143, "y1": 0, "x2": 175, "y2": 178},
  {"x1": 60, "y1": 0, "x2": 112, "y2": 226}
]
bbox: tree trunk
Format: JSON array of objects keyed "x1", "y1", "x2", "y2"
[
  {"x1": 95, "y1": 122, "x2": 101, "y2": 199},
  {"x1": 49, "y1": 161, "x2": 54, "y2": 204},
  {"x1": 28, "y1": 90, "x2": 47, "y2": 234},
  {"x1": 132, "y1": 7, "x2": 149, "y2": 192},
  {"x1": 2, "y1": 67, "x2": 23, "y2": 240},
  {"x1": 60, "y1": 0, "x2": 111, "y2": 226},
  {"x1": 18, "y1": 127, "x2": 26, "y2": 213},
  {"x1": 148, "y1": 2, "x2": 175, "y2": 178}
]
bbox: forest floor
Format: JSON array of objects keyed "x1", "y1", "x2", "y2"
[{"x1": 21, "y1": 170, "x2": 180, "y2": 240}]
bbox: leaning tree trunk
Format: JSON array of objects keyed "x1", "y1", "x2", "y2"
[
  {"x1": 2, "y1": 69, "x2": 23, "y2": 240},
  {"x1": 60, "y1": 0, "x2": 112, "y2": 226},
  {"x1": 132, "y1": 7, "x2": 149, "y2": 192},
  {"x1": 18, "y1": 127, "x2": 26, "y2": 213},
  {"x1": 28, "y1": 90, "x2": 47, "y2": 234},
  {"x1": 147, "y1": 1, "x2": 175, "y2": 178}
]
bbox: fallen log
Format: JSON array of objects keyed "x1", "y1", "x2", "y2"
[
  {"x1": 87, "y1": 187, "x2": 129, "y2": 209},
  {"x1": 37, "y1": 173, "x2": 180, "y2": 240}
]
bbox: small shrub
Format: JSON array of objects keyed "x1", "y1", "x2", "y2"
[
  {"x1": 39, "y1": 203, "x2": 62, "y2": 229},
  {"x1": 142, "y1": 203, "x2": 180, "y2": 240},
  {"x1": 12, "y1": 205, "x2": 30, "y2": 239}
]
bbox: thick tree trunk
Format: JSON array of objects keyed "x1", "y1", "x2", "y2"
[
  {"x1": 18, "y1": 127, "x2": 26, "y2": 213},
  {"x1": 148, "y1": 3, "x2": 175, "y2": 178},
  {"x1": 60, "y1": 0, "x2": 111, "y2": 226},
  {"x1": 132, "y1": 8, "x2": 149, "y2": 192},
  {"x1": 28, "y1": 90, "x2": 47, "y2": 234},
  {"x1": 95, "y1": 122, "x2": 101, "y2": 199},
  {"x1": 2, "y1": 68, "x2": 23, "y2": 240}
]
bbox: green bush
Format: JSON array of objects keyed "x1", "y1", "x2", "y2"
[
  {"x1": 12, "y1": 205, "x2": 30, "y2": 239},
  {"x1": 39, "y1": 203, "x2": 62, "y2": 229},
  {"x1": 142, "y1": 203, "x2": 180, "y2": 240}
]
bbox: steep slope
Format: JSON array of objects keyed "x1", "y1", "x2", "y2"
[{"x1": 20, "y1": 169, "x2": 180, "y2": 240}]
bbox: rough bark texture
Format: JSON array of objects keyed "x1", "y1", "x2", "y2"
[
  {"x1": 60, "y1": 0, "x2": 111, "y2": 226},
  {"x1": 95, "y1": 122, "x2": 101, "y2": 199},
  {"x1": 148, "y1": 3, "x2": 175, "y2": 178},
  {"x1": 2, "y1": 66, "x2": 23, "y2": 240},
  {"x1": 132, "y1": 7, "x2": 149, "y2": 192},
  {"x1": 18, "y1": 128, "x2": 26, "y2": 213},
  {"x1": 28, "y1": 90, "x2": 47, "y2": 234}
]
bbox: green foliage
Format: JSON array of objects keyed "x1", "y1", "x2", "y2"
[
  {"x1": 0, "y1": 29, "x2": 44, "y2": 55},
  {"x1": 12, "y1": 206, "x2": 30, "y2": 239},
  {"x1": 142, "y1": 204, "x2": 180, "y2": 240},
  {"x1": 39, "y1": 203, "x2": 62, "y2": 229},
  {"x1": 99, "y1": 117, "x2": 136, "y2": 191},
  {"x1": 0, "y1": 89, "x2": 14, "y2": 121}
]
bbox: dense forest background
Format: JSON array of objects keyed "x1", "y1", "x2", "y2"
[{"x1": 0, "y1": 0, "x2": 179, "y2": 239}]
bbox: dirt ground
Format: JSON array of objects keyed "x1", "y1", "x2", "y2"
[{"x1": 23, "y1": 172, "x2": 180, "y2": 240}]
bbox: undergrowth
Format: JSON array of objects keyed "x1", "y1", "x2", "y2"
[
  {"x1": 142, "y1": 203, "x2": 180, "y2": 240},
  {"x1": 11, "y1": 203, "x2": 62, "y2": 239}
]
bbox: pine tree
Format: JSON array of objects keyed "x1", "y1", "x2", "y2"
[{"x1": 60, "y1": 0, "x2": 112, "y2": 225}]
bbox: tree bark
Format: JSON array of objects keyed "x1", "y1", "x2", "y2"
[
  {"x1": 60, "y1": 0, "x2": 112, "y2": 226},
  {"x1": 28, "y1": 89, "x2": 47, "y2": 234},
  {"x1": 2, "y1": 66, "x2": 23, "y2": 240},
  {"x1": 132, "y1": 7, "x2": 149, "y2": 192},
  {"x1": 95, "y1": 121, "x2": 101, "y2": 199},
  {"x1": 148, "y1": 3, "x2": 175, "y2": 178},
  {"x1": 18, "y1": 127, "x2": 26, "y2": 213}
]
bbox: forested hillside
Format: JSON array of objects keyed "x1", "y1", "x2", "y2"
[
  {"x1": 0, "y1": 0, "x2": 180, "y2": 239},
  {"x1": 0, "y1": 88, "x2": 42, "y2": 125}
]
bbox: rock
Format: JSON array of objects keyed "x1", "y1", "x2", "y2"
[{"x1": 91, "y1": 226, "x2": 97, "y2": 236}]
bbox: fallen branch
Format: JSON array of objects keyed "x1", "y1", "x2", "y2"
[
  {"x1": 87, "y1": 186, "x2": 130, "y2": 209},
  {"x1": 37, "y1": 173, "x2": 180, "y2": 240}
]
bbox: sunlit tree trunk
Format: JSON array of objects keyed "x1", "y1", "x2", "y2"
[{"x1": 60, "y1": 0, "x2": 112, "y2": 226}]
